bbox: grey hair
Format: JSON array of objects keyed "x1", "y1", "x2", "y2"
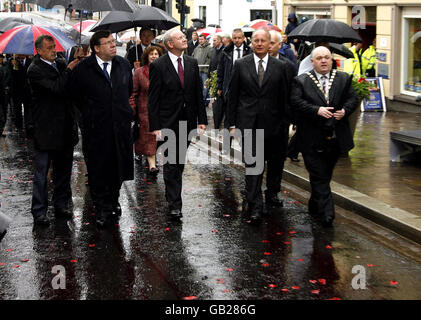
[
  {"x1": 35, "y1": 35, "x2": 54, "y2": 49},
  {"x1": 232, "y1": 28, "x2": 244, "y2": 37},
  {"x1": 268, "y1": 30, "x2": 282, "y2": 44},
  {"x1": 251, "y1": 28, "x2": 271, "y2": 41},
  {"x1": 163, "y1": 29, "x2": 176, "y2": 50}
]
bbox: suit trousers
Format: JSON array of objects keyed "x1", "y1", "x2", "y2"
[
  {"x1": 31, "y1": 146, "x2": 74, "y2": 218},
  {"x1": 159, "y1": 133, "x2": 191, "y2": 211},
  {"x1": 242, "y1": 128, "x2": 284, "y2": 212},
  {"x1": 302, "y1": 139, "x2": 340, "y2": 218}
]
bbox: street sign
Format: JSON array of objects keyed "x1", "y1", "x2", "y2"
[{"x1": 362, "y1": 77, "x2": 387, "y2": 112}]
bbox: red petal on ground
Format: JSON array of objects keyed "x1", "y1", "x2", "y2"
[
  {"x1": 309, "y1": 280, "x2": 317, "y2": 284},
  {"x1": 6, "y1": 249, "x2": 13, "y2": 252},
  {"x1": 139, "y1": 190, "x2": 145, "y2": 193},
  {"x1": 84, "y1": 222, "x2": 90, "y2": 225},
  {"x1": 12, "y1": 265, "x2": 20, "y2": 268},
  {"x1": 262, "y1": 240, "x2": 271, "y2": 243},
  {"x1": 224, "y1": 214, "x2": 230, "y2": 217},
  {"x1": 264, "y1": 252, "x2": 272, "y2": 255},
  {"x1": 284, "y1": 241, "x2": 291, "y2": 245},
  {"x1": 226, "y1": 268, "x2": 234, "y2": 271},
  {"x1": 297, "y1": 259, "x2": 304, "y2": 262},
  {"x1": 198, "y1": 204, "x2": 202, "y2": 207},
  {"x1": 183, "y1": 296, "x2": 198, "y2": 300},
  {"x1": 325, "y1": 245, "x2": 333, "y2": 249},
  {"x1": 312, "y1": 290, "x2": 320, "y2": 294},
  {"x1": 367, "y1": 264, "x2": 375, "y2": 267},
  {"x1": 318, "y1": 279, "x2": 327, "y2": 285},
  {"x1": 212, "y1": 230, "x2": 218, "y2": 233},
  {"x1": 292, "y1": 286, "x2": 300, "y2": 290},
  {"x1": 281, "y1": 288, "x2": 289, "y2": 292},
  {"x1": 225, "y1": 178, "x2": 231, "y2": 181},
  {"x1": 0, "y1": 263, "x2": 6, "y2": 266},
  {"x1": 261, "y1": 263, "x2": 270, "y2": 267},
  {"x1": 268, "y1": 284, "x2": 277, "y2": 288},
  {"x1": 327, "y1": 297, "x2": 341, "y2": 300},
  {"x1": 70, "y1": 259, "x2": 77, "y2": 263},
  {"x1": 246, "y1": 220, "x2": 251, "y2": 223},
  {"x1": 89, "y1": 244, "x2": 96, "y2": 248},
  {"x1": 164, "y1": 228, "x2": 171, "y2": 231},
  {"x1": 390, "y1": 280, "x2": 399, "y2": 285},
  {"x1": 289, "y1": 231, "x2": 296, "y2": 234},
  {"x1": 21, "y1": 259, "x2": 29, "y2": 262},
  {"x1": 223, "y1": 289, "x2": 230, "y2": 293},
  {"x1": 216, "y1": 278, "x2": 225, "y2": 284},
  {"x1": 276, "y1": 232, "x2": 282, "y2": 235}
]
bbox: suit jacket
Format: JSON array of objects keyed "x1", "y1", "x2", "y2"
[
  {"x1": 27, "y1": 55, "x2": 77, "y2": 151},
  {"x1": 148, "y1": 53, "x2": 208, "y2": 136},
  {"x1": 187, "y1": 39, "x2": 199, "y2": 56},
  {"x1": 71, "y1": 54, "x2": 134, "y2": 185},
  {"x1": 290, "y1": 70, "x2": 359, "y2": 153},
  {"x1": 217, "y1": 42, "x2": 252, "y2": 97},
  {"x1": 125, "y1": 43, "x2": 160, "y2": 69},
  {"x1": 227, "y1": 54, "x2": 288, "y2": 139}
]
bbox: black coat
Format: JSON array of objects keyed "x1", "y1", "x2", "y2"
[
  {"x1": 27, "y1": 55, "x2": 78, "y2": 151},
  {"x1": 148, "y1": 53, "x2": 207, "y2": 135},
  {"x1": 217, "y1": 42, "x2": 252, "y2": 97},
  {"x1": 208, "y1": 45, "x2": 224, "y2": 75},
  {"x1": 187, "y1": 39, "x2": 199, "y2": 56},
  {"x1": 227, "y1": 54, "x2": 288, "y2": 139},
  {"x1": 71, "y1": 55, "x2": 134, "y2": 185},
  {"x1": 290, "y1": 70, "x2": 359, "y2": 153}
]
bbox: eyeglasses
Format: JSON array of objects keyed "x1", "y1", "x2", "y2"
[{"x1": 99, "y1": 39, "x2": 116, "y2": 46}]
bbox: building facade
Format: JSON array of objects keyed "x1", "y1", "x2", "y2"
[{"x1": 283, "y1": 0, "x2": 421, "y2": 112}]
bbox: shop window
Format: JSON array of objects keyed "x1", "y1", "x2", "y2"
[
  {"x1": 402, "y1": 17, "x2": 421, "y2": 95},
  {"x1": 251, "y1": 10, "x2": 272, "y2": 21}
]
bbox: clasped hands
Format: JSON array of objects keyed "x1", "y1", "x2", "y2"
[{"x1": 317, "y1": 107, "x2": 345, "y2": 120}]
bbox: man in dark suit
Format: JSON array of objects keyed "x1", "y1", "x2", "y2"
[
  {"x1": 227, "y1": 29, "x2": 289, "y2": 223},
  {"x1": 27, "y1": 35, "x2": 80, "y2": 226},
  {"x1": 290, "y1": 46, "x2": 359, "y2": 227},
  {"x1": 148, "y1": 29, "x2": 207, "y2": 220},
  {"x1": 71, "y1": 30, "x2": 134, "y2": 227},
  {"x1": 125, "y1": 28, "x2": 157, "y2": 70},
  {"x1": 187, "y1": 30, "x2": 199, "y2": 56}
]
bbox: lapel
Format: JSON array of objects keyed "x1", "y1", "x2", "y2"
[
  {"x1": 165, "y1": 53, "x2": 183, "y2": 89},
  {"x1": 183, "y1": 55, "x2": 191, "y2": 90},
  {"x1": 246, "y1": 55, "x2": 259, "y2": 88},
  {"x1": 308, "y1": 70, "x2": 328, "y2": 104},
  {"x1": 88, "y1": 55, "x2": 111, "y2": 84}
]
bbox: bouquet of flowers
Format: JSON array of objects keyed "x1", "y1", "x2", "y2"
[{"x1": 352, "y1": 77, "x2": 374, "y2": 101}]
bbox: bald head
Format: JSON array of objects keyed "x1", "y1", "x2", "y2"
[
  {"x1": 251, "y1": 28, "x2": 271, "y2": 58},
  {"x1": 311, "y1": 46, "x2": 333, "y2": 75}
]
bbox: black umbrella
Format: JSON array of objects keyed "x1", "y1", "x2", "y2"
[
  {"x1": 288, "y1": 19, "x2": 362, "y2": 44},
  {"x1": 0, "y1": 17, "x2": 33, "y2": 34},
  {"x1": 91, "y1": 2, "x2": 179, "y2": 33},
  {"x1": 329, "y1": 43, "x2": 354, "y2": 59}
]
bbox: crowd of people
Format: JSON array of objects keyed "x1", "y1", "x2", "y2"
[{"x1": 0, "y1": 22, "x2": 362, "y2": 240}]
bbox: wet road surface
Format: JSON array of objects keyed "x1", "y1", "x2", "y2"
[{"x1": 1, "y1": 130, "x2": 421, "y2": 300}]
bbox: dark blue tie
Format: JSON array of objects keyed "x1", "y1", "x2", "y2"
[
  {"x1": 103, "y1": 62, "x2": 111, "y2": 82},
  {"x1": 51, "y1": 62, "x2": 58, "y2": 72}
]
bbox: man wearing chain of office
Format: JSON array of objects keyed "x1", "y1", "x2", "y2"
[{"x1": 290, "y1": 46, "x2": 359, "y2": 227}]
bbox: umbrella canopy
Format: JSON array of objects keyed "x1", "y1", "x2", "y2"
[
  {"x1": 329, "y1": 43, "x2": 354, "y2": 59},
  {"x1": 248, "y1": 19, "x2": 282, "y2": 33},
  {"x1": 288, "y1": 19, "x2": 362, "y2": 44},
  {"x1": 0, "y1": 25, "x2": 76, "y2": 55},
  {"x1": 91, "y1": 2, "x2": 179, "y2": 33},
  {"x1": 197, "y1": 27, "x2": 222, "y2": 38},
  {"x1": 119, "y1": 29, "x2": 136, "y2": 42},
  {"x1": 0, "y1": 17, "x2": 33, "y2": 34},
  {"x1": 72, "y1": 19, "x2": 97, "y2": 35},
  {"x1": 22, "y1": 0, "x2": 133, "y2": 12}
]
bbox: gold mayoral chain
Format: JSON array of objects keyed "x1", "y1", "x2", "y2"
[{"x1": 306, "y1": 69, "x2": 337, "y2": 104}]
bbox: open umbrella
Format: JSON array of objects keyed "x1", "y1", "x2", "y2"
[
  {"x1": 0, "y1": 17, "x2": 33, "y2": 34},
  {"x1": 197, "y1": 27, "x2": 222, "y2": 38},
  {"x1": 247, "y1": 19, "x2": 282, "y2": 33},
  {"x1": 91, "y1": 2, "x2": 179, "y2": 33},
  {"x1": 0, "y1": 25, "x2": 76, "y2": 55},
  {"x1": 72, "y1": 19, "x2": 97, "y2": 35},
  {"x1": 22, "y1": 0, "x2": 133, "y2": 45},
  {"x1": 288, "y1": 19, "x2": 362, "y2": 44},
  {"x1": 329, "y1": 43, "x2": 354, "y2": 59}
]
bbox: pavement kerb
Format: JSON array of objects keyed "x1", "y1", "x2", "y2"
[{"x1": 198, "y1": 132, "x2": 421, "y2": 246}]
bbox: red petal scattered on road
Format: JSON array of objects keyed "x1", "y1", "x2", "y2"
[
  {"x1": 309, "y1": 280, "x2": 317, "y2": 284},
  {"x1": 89, "y1": 244, "x2": 96, "y2": 248},
  {"x1": 164, "y1": 228, "x2": 171, "y2": 231},
  {"x1": 21, "y1": 259, "x2": 29, "y2": 262},
  {"x1": 367, "y1": 264, "x2": 375, "y2": 267},
  {"x1": 325, "y1": 245, "x2": 333, "y2": 249},
  {"x1": 312, "y1": 290, "x2": 320, "y2": 294},
  {"x1": 183, "y1": 296, "x2": 198, "y2": 300},
  {"x1": 318, "y1": 279, "x2": 327, "y2": 285},
  {"x1": 276, "y1": 232, "x2": 282, "y2": 235},
  {"x1": 297, "y1": 259, "x2": 304, "y2": 262},
  {"x1": 292, "y1": 286, "x2": 300, "y2": 290},
  {"x1": 226, "y1": 268, "x2": 234, "y2": 272},
  {"x1": 84, "y1": 222, "x2": 90, "y2": 225},
  {"x1": 198, "y1": 204, "x2": 202, "y2": 207},
  {"x1": 224, "y1": 214, "x2": 230, "y2": 217},
  {"x1": 327, "y1": 297, "x2": 341, "y2": 300},
  {"x1": 212, "y1": 230, "x2": 218, "y2": 233},
  {"x1": 261, "y1": 263, "x2": 270, "y2": 267},
  {"x1": 225, "y1": 178, "x2": 231, "y2": 181},
  {"x1": 281, "y1": 288, "x2": 289, "y2": 292},
  {"x1": 268, "y1": 284, "x2": 277, "y2": 288},
  {"x1": 216, "y1": 278, "x2": 225, "y2": 284},
  {"x1": 139, "y1": 190, "x2": 145, "y2": 193},
  {"x1": 262, "y1": 240, "x2": 270, "y2": 243},
  {"x1": 390, "y1": 281, "x2": 399, "y2": 286},
  {"x1": 70, "y1": 260, "x2": 77, "y2": 263},
  {"x1": 289, "y1": 231, "x2": 296, "y2": 234},
  {"x1": 264, "y1": 252, "x2": 272, "y2": 255},
  {"x1": 215, "y1": 180, "x2": 220, "y2": 183},
  {"x1": 12, "y1": 265, "x2": 20, "y2": 268},
  {"x1": 6, "y1": 249, "x2": 13, "y2": 252},
  {"x1": 284, "y1": 241, "x2": 291, "y2": 245},
  {"x1": 223, "y1": 289, "x2": 230, "y2": 293}
]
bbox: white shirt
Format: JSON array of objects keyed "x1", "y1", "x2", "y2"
[
  {"x1": 95, "y1": 55, "x2": 112, "y2": 76},
  {"x1": 253, "y1": 53, "x2": 269, "y2": 74},
  {"x1": 315, "y1": 70, "x2": 330, "y2": 97},
  {"x1": 233, "y1": 45, "x2": 243, "y2": 64},
  {"x1": 40, "y1": 57, "x2": 57, "y2": 68},
  {"x1": 168, "y1": 50, "x2": 184, "y2": 74},
  {"x1": 297, "y1": 55, "x2": 313, "y2": 75}
]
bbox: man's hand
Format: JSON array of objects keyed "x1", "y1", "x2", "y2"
[
  {"x1": 67, "y1": 58, "x2": 81, "y2": 70},
  {"x1": 74, "y1": 47, "x2": 85, "y2": 60},
  {"x1": 198, "y1": 124, "x2": 207, "y2": 136},
  {"x1": 152, "y1": 130, "x2": 162, "y2": 141},
  {"x1": 229, "y1": 128, "x2": 235, "y2": 136},
  {"x1": 333, "y1": 108, "x2": 346, "y2": 120},
  {"x1": 317, "y1": 106, "x2": 334, "y2": 119},
  {"x1": 134, "y1": 61, "x2": 141, "y2": 70},
  {"x1": 217, "y1": 89, "x2": 222, "y2": 96}
]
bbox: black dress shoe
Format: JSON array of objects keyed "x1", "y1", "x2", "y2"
[
  {"x1": 34, "y1": 214, "x2": 50, "y2": 226},
  {"x1": 265, "y1": 192, "x2": 283, "y2": 207},
  {"x1": 168, "y1": 209, "x2": 182, "y2": 219},
  {"x1": 54, "y1": 207, "x2": 73, "y2": 219},
  {"x1": 0, "y1": 230, "x2": 6, "y2": 242}
]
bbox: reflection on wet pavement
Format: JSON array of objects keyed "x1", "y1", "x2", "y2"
[{"x1": 1, "y1": 129, "x2": 421, "y2": 300}]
